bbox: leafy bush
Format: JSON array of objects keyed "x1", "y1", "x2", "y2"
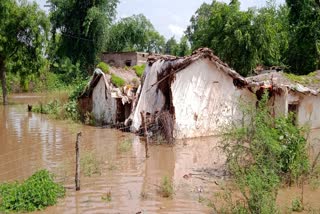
[
  {"x1": 159, "y1": 176, "x2": 173, "y2": 198},
  {"x1": 32, "y1": 99, "x2": 80, "y2": 122},
  {"x1": 217, "y1": 92, "x2": 310, "y2": 213},
  {"x1": 0, "y1": 170, "x2": 65, "y2": 212},
  {"x1": 111, "y1": 74, "x2": 125, "y2": 87},
  {"x1": 133, "y1": 64, "x2": 146, "y2": 77},
  {"x1": 292, "y1": 198, "x2": 304, "y2": 212},
  {"x1": 97, "y1": 62, "x2": 110, "y2": 74},
  {"x1": 68, "y1": 79, "x2": 88, "y2": 101},
  {"x1": 32, "y1": 100, "x2": 61, "y2": 115}
]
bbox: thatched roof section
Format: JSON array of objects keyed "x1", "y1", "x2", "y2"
[
  {"x1": 147, "y1": 48, "x2": 247, "y2": 87},
  {"x1": 246, "y1": 71, "x2": 320, "y2": 95}
]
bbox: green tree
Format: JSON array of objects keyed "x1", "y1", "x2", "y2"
[
  {"x1": 165, "y1": 36, "x2": 179, "y2": 55},
  {"x1": 49, "y1": 0, "x2": 119, "y2": 73},
  {"x1": 177, "y1": 36, "x2": 191, "y2": 56},
  {"x1": 106, "y1": 14, "x2": 165, "y2": 53},
  {"x1": 0, "y1": 0, "x2": 49, "y2": 105},
  {"x1": 186, "y1": 0, "x2": 288, "y2": 76},
  {"x1": 286, "y1": 0, "x2": 320, "y2": 74}
]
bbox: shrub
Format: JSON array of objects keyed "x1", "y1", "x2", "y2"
[
  {"x1": 68, "y1": 79, "x2": 88, "y2": 101},
  {"x1": 159, "y1": 176, "x2": 173, "y2": 198},
  {"x1": 217, "y1": 92, "x2": 310, "y2": 213},
  {"x1": 97, "y1": 62, "x2": 110, "y2": 74},
  {"x1": 111, "y1": 74, "x2": 125, "y2": 88},
  {"x1": 292, "y1": 198, "x2": 304, "y2": 212},
  {"x1": 133, "y1": 64, "x2": 146, "y2": 77},
  {"x1": 0, "y1": 170, "x2": 65, "y2": 212}
]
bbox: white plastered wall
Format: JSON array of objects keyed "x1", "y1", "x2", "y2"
[
  {"x1": 296, "y1": 94, "x2": 320, "y2": 129},
  {"x1": 171, "y1": 59, "x2": 256, "y2": 139},
  {"x1": 92, "y1": 77, "x2": 117, "y2": 124}
]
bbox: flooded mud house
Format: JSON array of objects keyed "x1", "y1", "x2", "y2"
[
  {"x1": 247, "y1": 71, "x2": 320, "y2": 129},
  {"x1": 78, "y1": 67, "x2": 140, "y2": 126},
  {"x1": 101, "y1": 51, "x2": 149, "y2": 67},
  {"x1": 129, "y1": 48, "x2": 257, "y2": 139}
]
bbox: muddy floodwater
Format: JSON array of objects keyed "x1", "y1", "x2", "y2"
[{"x1": 1, "y1": 93, "x2": 320, "y2": 214}]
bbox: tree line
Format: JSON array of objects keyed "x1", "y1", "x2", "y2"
[
  {"x1": 186, "y1": 0, "x2": 320, "y2": 76},
  {"x1": 1, "y1": 0, "x2": 319, "y2": 105}
]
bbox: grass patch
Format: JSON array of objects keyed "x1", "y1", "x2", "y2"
[
  {"x1": 292, "y1": 198, "x2": 304, "y2": 212},
  {"x1": 97, "y1": 62, "x2": 110, "y2": 74},
  {"x1": 284, "y1": 71, "x2": 319, "y2": 85},
  {"x1": 80, "y1": 152, "x2": 101, "y2": 177},
  {"x1": 133, "y1": 64, "x2": 146, "y2": 77},
  {"x1": 159, "y1": 176, "x2": 173, "y2": 198},
  {"x1": 101, "y1": 191, "x2": 112, "y2": 202},
  {"x1": 118, "y1": 140, "x2": 132, "y2": 153},
  {"x1": 0, "y1": 170, "x2": 65, "y2": 212},
  {"x1": 32, "y1": 99, "x2": 80, "y2": 122},
  {"x1": 111, "y1": 74, "x2": 125, "y2": 88}
]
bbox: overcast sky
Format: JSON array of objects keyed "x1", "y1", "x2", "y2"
[{"x1": 33, "y1": 0, "x2": 284, "y2": 40}]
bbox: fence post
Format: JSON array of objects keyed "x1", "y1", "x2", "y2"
[
  {"x1": 141, "y1": 111, "x2": 149, "y2": 158},
  {"x1": 75, "y1": 132, "x2": 82, "y2": 191}
]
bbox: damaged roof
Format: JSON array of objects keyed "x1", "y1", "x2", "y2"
[
  {"x1": 246, "y1": 71, "x2": 320, "y2": 95},
  {"x1": 79, "y1": 67, "x2": 140, "y2": 100},
  {"x1": 147, "y1": 48, "x2": 248, "y2": 87}
]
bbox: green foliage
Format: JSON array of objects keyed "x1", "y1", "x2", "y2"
[
  {"x1": 68, "y1": 79, "x2": 88, "y2": 101},
  {"x1": 292, "y1": 198, "x2": 304, "y2": 212},
  {"x1": 105, "y1": 14, "x2": 165, "y2": 53},
  {"x1": 32, "y1": 99, "x2": 81, "y2": 122},
  {"x1": 186, "y1": 0, "x2": 289, "y2": 76},
  {"x1": 159, "y1": 176, "x2": 173, "y2": 198},
  {"x1": 286, "y1": 0, "x2": 320, "y2": 74},
  {"x1": 111, "y1": 74, "x2": 125, "y2": 87},
  {"x1": 165, "y1": 36, "x2": 179, "y2": 56},
  {"x1": 97, "y1": 62, "x2": 110, "y2": 74},
  {"x1": 0, "y1": 0, "x2": 49, "y2": 103},
  {"x1": 177, "y1": 36, "x2": 191, "y2": 57},
  {"x1": 284, "y1": 72, "x2": 320, "y2": 85},
  {"x1": 32, "y1": 100, "x2": 62, "y2": 115},
  {"x1": 133, "y1": 64, "x2": 146, "y2": 77},
  {"x1": 218, "y1": 92, "x2": 309, "y2": 213},
  {"x1": 48, "y1": 0, "x2": 119, "y2": 72},
  {"x1": 80, "y1": 152, "x2": 101, "y2": 177},
  {"x1": 0, "y1": 170, "x2": 65, "y2": 212}
]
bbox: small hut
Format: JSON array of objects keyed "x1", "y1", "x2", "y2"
[
  {"x1": 128, "y1": 48, "x2": 257, "y2": 139},
  {"x1": 78, "y1": 67, "x2": 140, "y2": 126},
  {"x1": 247, "y1": 71, "x2": 320, "y2": 129}
]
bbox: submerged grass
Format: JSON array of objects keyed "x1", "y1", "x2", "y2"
[
  {"x1": 80, "y1": 151, "x2": 101, "y2": 177},
  {"x1": 159, "y1": 176, "x2": 174, "y2": 198},
  {"x1": 118, "y1": 140, "x2": 132, "y2": 153},
  {"x1": 0, "y1": 170, "x2": 65, "y2": 213}
]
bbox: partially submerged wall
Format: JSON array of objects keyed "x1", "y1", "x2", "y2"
[{"x1": 171, "y1": 59, "x2": 256, "y2": 139}]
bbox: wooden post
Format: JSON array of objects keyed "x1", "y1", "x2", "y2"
[
  {"x1": 75, "y1": 132, "x2": 82, "y2": 191},
  {"x1": 141, "y1": 112, "x2": 149, "y2": 158}
]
